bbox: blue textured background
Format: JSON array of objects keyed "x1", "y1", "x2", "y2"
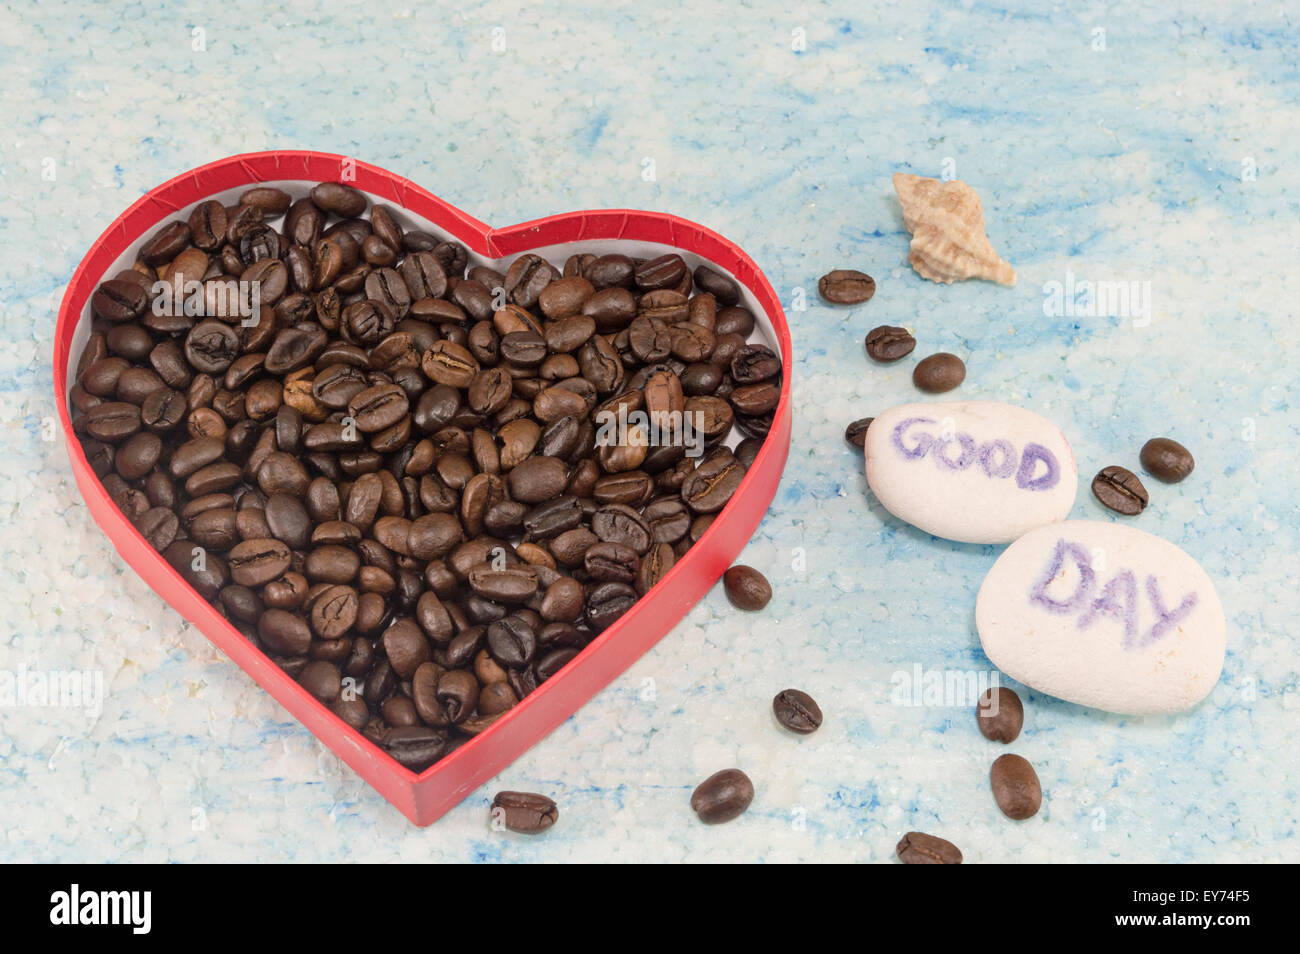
[{"x1": 0, "y1": 0, "x2": 1295, "y2": 862}]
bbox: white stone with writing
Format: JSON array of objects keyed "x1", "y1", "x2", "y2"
[
  {"x1": 864, "y1": 401, "x2": 1077, "y2": 543},
  {"x1": 977, "y1": 521, "x2": 1226, "y2": 714}
]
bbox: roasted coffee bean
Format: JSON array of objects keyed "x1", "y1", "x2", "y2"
[
  {"x1": 730, "y1": 345, "x2": 781, "y2": 384},
  {"x1": 436, "y1": 669, "x2": 479, "y2": 724},
  {"x1": 635, "y1": 542, "x2": 674, "y2": 594},
  {"x1": 505, "y1": 254, "x2": 557, "y2": 309},
  {"x1": 85, "y1": 401, "x2": 141, "y2": 442},
  {"x1": 913, "y1": 353, "x2": 965, "y2": 393},
  {"x1": 773, "y1": 689, "x2": 822, "y2": 734},
  {"x1": 258, "y1": 608, "x2": 311, "y2": 656},
  {"x1": 487, "y1": 614, "x2": 536, "y2": 668},
  {"x1": 507, "y1": 455, "x2": 569, "y2": 504},
  {"x1": 92, "y1": 279, "x2": 149, "y2": 322},
  {"x1": 896, "y1": 832, "x2": 963, "y2": 865},
  {"x1": 491, "y1": 791, "x2": 558, "y2": 833},
  {"x1": 864, "y1": 325, "x2": 916, "y2": 362},
  {"x1": 184, "y1": 321, "x2": 240, "y2": 374},
  {"x1": 310, "y1": 584, "x2": 359, "y2": 638},
  {"x1": 134, "y1": 507, "x2": 179, "y2": 550},
  {"x1": 535, "y1": 647, "x2": 577, "y2": 681},
  {"x1": 818, "y1": 268, "x2": 876, "y2": 304},
  {"x1": 228, "y1": 538, "x2": 292, "y2": 587},
  {"x1": 188, "y1": 200, "x2": 229, "y2": 251},
  {"x1": 591, "y1": 504, "x2": 651, "y2": 554},
  {"x1": 730, "y1": 382, "x2": 780, "y2": 416},
  {"x1": 422, "y1": 340, "x2": 478, "y2": 388},
  {"x1": 585, "y1": 582, "x2": 636, "y2": 631},
  {"x1": 1140, "y1": 437, "x2": 1194, "y2": 483},
  {"x1": 723, "y1": 564, "x2": 771, "y2": 610},
  {"x1": 384, "y1": 726, "x2": 448, "y2": 771},
  {"x1": 299, "y1": 660, "x2": 342, "y2": 705},
  {"x1": 115, "y1": 432, "x2": 162, "y2": 480},
  {"x1": 1092, "y1": 465, "x2": 1149, "y2": 515},
  {"x1": 140, "y1": 220, "x2": 191, "y2": 266},
  {"x1": 990, "y1": 753, "x2": 1042, "y2": 820},
  {"x1": 643, "y1": 498, "x2": 691, "y2": 544},
  {"x1": 844, "y1": 417, "x2": 873, "y2": 448},
  {"x1": 714, "y1": 307, "x2": 754, "y2": 338},
  {"x1": 584, "y1": 541, "x2": 639, "y2": 583},
  {"x1": 585, "y1": 254, "x2": 635, "y2": 289},
  {"x1": 240, "y1": 187, "x2": 292, "y2": 214},
  {"x1": 692, "y1": 265, "x2": 740, "y2": 306},
  {"x1": 539, "y1": 277, "x2": 595, "y2": 321},
  {"x1": 348, "y1": 383, "x2": 409, "y2": 433},
  {"x1": 681, "y1": 449, "x2": 744, "y2": 513},
  {"x1": 365, "y1": 267, "x2": 411, "y2": 319},
  {"x1": 468, "y1": 564, "x2": 539, "y2": 603},
  {"x1": 383, "y1": 618, "x2": 431, "y2": 678},
  {"x1": 311, "y1": 181, "x2": 367, "y2": 217},
  {"x1": 635, "y1": 254, "x2": 688, "y2": 291},
  {"x1": 691, "y1": 768, "x2": 754, "y2": 824},
  {"x1": 976, "y1": 687, "x2": 1024, "y2": 744}
]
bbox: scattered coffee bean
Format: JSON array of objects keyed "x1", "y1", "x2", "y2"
[
  {"x1": 722, "y1": 564, "x2": 771, "y2": 610},
  {"x1": 1140, "y1": 437, "x2": 1194, "y2": 483},
  {"x1": 490, "y1": 791, "x2": 559, "y2": 833},
  {"x1": 845, "y1": 417, "x2": 873, "y2": 449},
  {"x1": 896, "y1": 831, "x2": 962, "y2": 864},
  {"x1": 1092, "y1": 464, "x2": 1149, "y2": 515},
  {"x1": 71, "y1": 181, "x2": 781, "y2": 776},
  {"x1": 975, "y1": 687, "x2": 1023, "y2": 744},
  {"x1": 690, "y1": 768, "x2": 754, "y2": 824},
  {"x1": 912, "y1": 353, "x2": 965, "y2": 393},
  {"x1": 864, "y1": 325, "x2": 915, "y2": 362},
  {"x1": 989, "y1": 753, "x2": 1042, "y2": 820},
  {"x1": 818, "y1": 269, "x2": 876, "y2": 305},
  {"x1": 773, "y1": 689, "x2": 822, "y2": 734}
]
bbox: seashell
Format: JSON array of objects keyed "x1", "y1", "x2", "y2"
[{"x1": 892, "y1": 173, "x2": 1016, "y2": 286}]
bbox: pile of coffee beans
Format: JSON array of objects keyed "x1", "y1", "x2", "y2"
[{"x1": 70, "y1": 180, "x2": 781, "y2": 773}]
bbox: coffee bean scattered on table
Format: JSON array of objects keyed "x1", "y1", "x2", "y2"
[
  {"x1": 1092, "y1": 464, "x2": 1149, "y2": 515},
  {"x1": 896, "y1": 831, "x2": 963, "y2": 864},
  {"x1": 71, "y1": 180, "x2": 781, "y2": 773},
  {"x1": 722, "y1": 564, "x2": 771, "y2": 610},
  {"x1": 773, "y1": 688, "x2": 822, "y2": 734},
  {"x1": 1140, "y1": 437, "x2": 1194, "y2": 483},
  {"x1": 975, "y1": 687, "x2": 1023, "y2": 744},
  {"x1": 912, "y1": 353, "x2": 965, "y2": 393},
  {"x1": 690, "y1": 768, "x2": 754, "y2": 824},
  {"x1": 989, "y1": 753, "x2": 1042, "y2": 820},
  {"x1": 817, "y1": 269, "x2": 876, "y2": 305},
  {"x1": 864, "y1": 325, "x2": 915, "y2": 362},
  {"x1": 491, "y1": 791, "x2": 558, "y2": 833},
  {"x1": 844, "y1": 417, "x2": 873, "y2": 448}
]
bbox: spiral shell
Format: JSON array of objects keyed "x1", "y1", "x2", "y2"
[{"x1": 893, "y1": 173, "x2": 1016, "y2": 286}]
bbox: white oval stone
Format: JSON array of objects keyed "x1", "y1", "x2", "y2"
[
  {"x1": 864, "y1": 401, "x2": 1077, "y2": 543},
  {"x1": 977, "y1": 521, "x2": 1226, "y2": 714}
]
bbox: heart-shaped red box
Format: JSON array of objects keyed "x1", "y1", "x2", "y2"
[{"x1": 54, "y1": 151, "x2": 792, "y2": 826}]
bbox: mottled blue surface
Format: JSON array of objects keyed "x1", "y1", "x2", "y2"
[{"x1": 0, "y1": 1, "x2": 1296, "y2": 862}]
